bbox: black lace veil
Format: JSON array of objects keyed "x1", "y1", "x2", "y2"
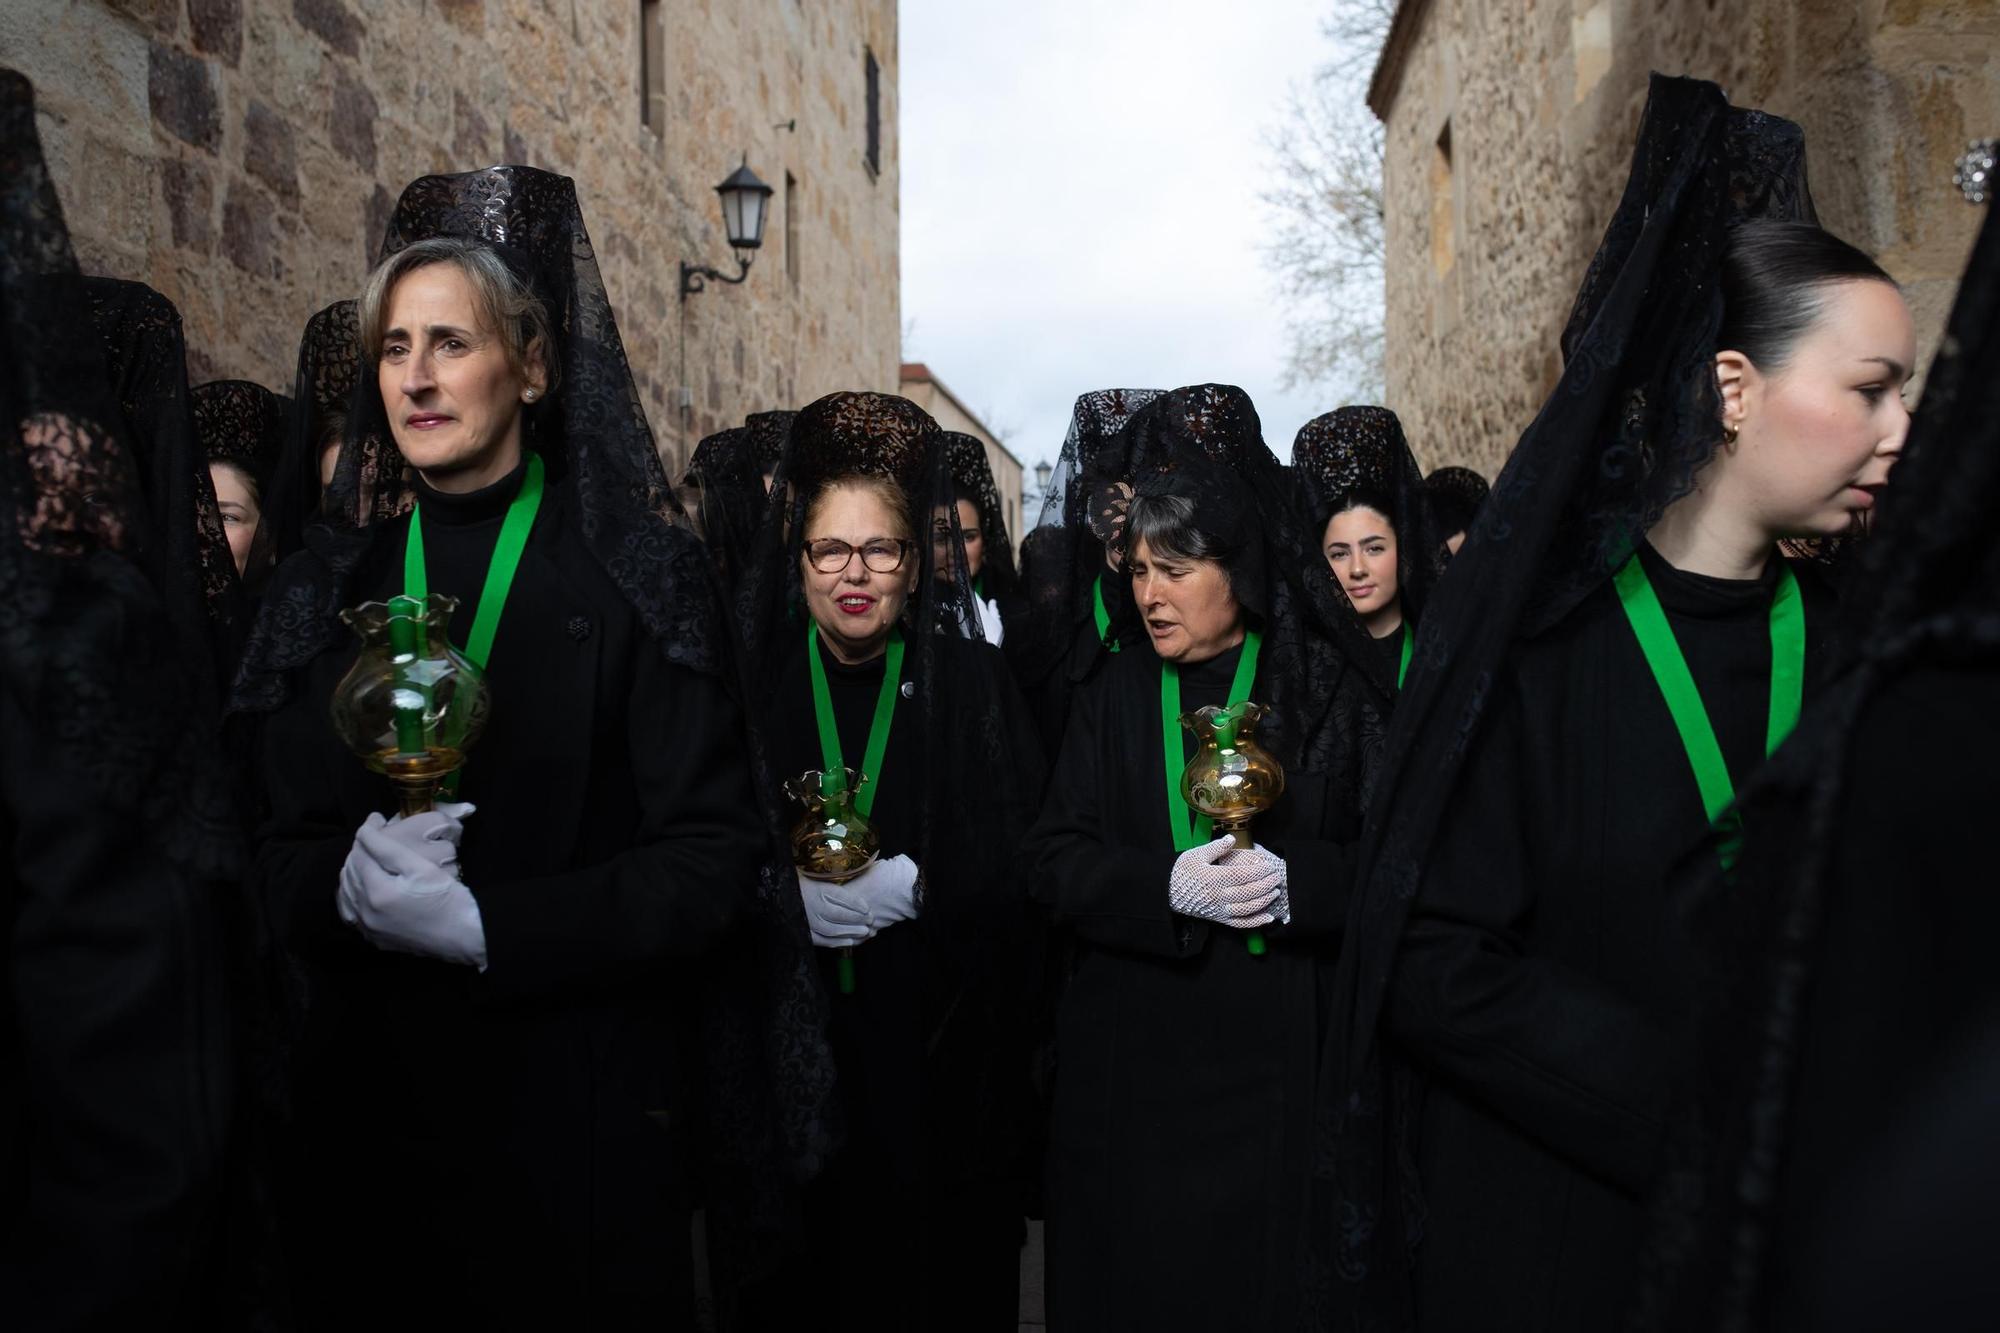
[
  {"x1": 232, "y1": 165, "x2": 726, "y2": 715},
  {"x1": 1011, "y1": 388, "x2": 1163, "y2": 690},
  {"x1": 1423, "y1": 465, "x2": 1489, "y2": 542},
  {"x1": 1318, "y1": 74, "x2": 1821, "y2": 1319},
  {"x1": 941, "y1": 429, "x2": 1019, "y2": 604},
  {"x1": 686, "y1": 408, "x2": 794, "y2": 595},
  {"x1": 81, "y1": 276, "x2": 245, "y2": 698},
  {"x1": 1291, "y1": 406, "x2": 1446, "y2": 628},
  {"x1": 1631, "y1": 169, "x2": 2000, "y2": 1333},
  {"x1": 193, "y1": 378, "x2": 290, "y2": 583},
  {"x1": 247, "y1": 299, "x2": 360, "y2": 582},
  {"x1": 0, "y1": 68, "x2": 238, "y2": 876}
]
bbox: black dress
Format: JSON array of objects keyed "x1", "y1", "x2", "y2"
[
  {"x1": 1388, "y1": 543, "x2": 1833, "y2": 1331},
  {"x1": 747, "y1": 629, "x2": 1041, "y2": 1332},
  {"x1": 1028, "y1": 638, "x2": 1353, "y2": 1331},
  {"x1": 254, "y1": 460, "x2": 766, "y2": 1330}
]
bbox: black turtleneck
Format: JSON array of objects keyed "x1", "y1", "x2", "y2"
[
  {"x1": 1385, "y1": 543, "x2": 1836, "y2": 1333},
  {"x1": 404, "y1": 456, "x2": 532, "y2": 653}
]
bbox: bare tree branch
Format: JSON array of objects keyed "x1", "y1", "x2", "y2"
[{"x1": 1261, "y1": 1, "x2": 1394, "y2": 401}]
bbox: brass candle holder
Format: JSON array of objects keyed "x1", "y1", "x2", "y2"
[
  {"x1": 784, "y1": 767, "x2": 880, "y2": 994},
  {"x1": 1180, "y1": 702, "x2": 1285, "y2": 849},
  {"x1": 1181, "y1": 702, "x2": 1285, "y2": 956}
]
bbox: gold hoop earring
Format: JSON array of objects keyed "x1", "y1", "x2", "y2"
[{"x1": 1722, "y1": 424, "x2": 1739, "y2": 445}]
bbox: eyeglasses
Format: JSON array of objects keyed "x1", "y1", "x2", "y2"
[{"x1": 806, "y1": 537, "x2": 911, "y2": 574}]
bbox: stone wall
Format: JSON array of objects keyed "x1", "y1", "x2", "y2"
[
  {"x1": 1371, "y1": 0, "x2": 1996, "y2": 477},
  {"x1": 1, "y1": 0, "x2": 901, "y2": 475}
]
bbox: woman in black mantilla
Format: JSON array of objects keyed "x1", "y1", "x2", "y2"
[
  {"x1": 1322, "y1": 75, "x2": 1915, "y2": 1332},
  {"x1": 935, "y1": 429, "x2": 1019, "y2": 646},
  {"x1": 193, "y1": 378, "x2": 290, "y2": 583},
  {"x1": 1009, "y1": 387, "x2": 1162, "y2": 756},
  {"x1": 1425, "y1": 464, "x2": 1488, "y2": 559},
  {"x1": 82, "y1": 277, "x2": 245, "y2": 707},
  {"x1": 732, "y1": 390, "x2": 1043, "y2": 1331},
  {"x1": 1293, "y1": 405, "x2": 1443, "y2": 696},
  {"x1": 231, "y1": 167, "x2": 767, "y2": 1329},
  {"x1": 1632, "y1": 154, "x2": 2000, "y2": 1333},
  {"x1": 685, "y1": 408, "x2": 794, "y2": 596},
  {"x1": 246, "y1": 299, "x2": 362, "y2": 587},
  {"x1": 1025, "y1": 383, "x2": 1374, "y2": 1331},
  {"x1": 0, "y1": 68, "x2": 236, "y2": 1328}
]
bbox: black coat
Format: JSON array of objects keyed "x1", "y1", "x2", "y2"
[
  {"x1": 254, "y1": 465, "x2": 764, "y2": 1330},
  {"x1": 2, "y1": 690, "x2": 233, "y2": 1330},
  {"x1": 1767, "y1": 663, "x2": 2000, "y2": 1327},
  {"x1": 1027, "y1": 638, "x2": 1353, "y2": 1332},
  {"x1": 743, "y1": 630, "x2": 1042, "y2": 1332},
  {"x1": 1387, "y1": 546, "x2": 1833, "y2": 1332}
]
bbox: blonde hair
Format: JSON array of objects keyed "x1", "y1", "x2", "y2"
[
  {"x1": 802, "y1": 473, "x2": 916, "y2": 544},
  {"x1": 357, "y1": 237, "x2": 557, "y2": 392}
]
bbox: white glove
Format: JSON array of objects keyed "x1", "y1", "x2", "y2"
[
  {"x1": 1169, "y1": 836, "x2": 1289, "y2": 929},
  {"x1": 798, "y1": 854, "x2": 921, "y2": 949},
  {"x1": 842, "y1": 854, "x2": 920, "y2": 928},
  {"x1": 337, "y1": 803, "x2": 488, "y2": 968},
  {"x1": 799, "y1": 876, "x2": 871, "y2": 948},
  {"x1": 975, "y1": 594, "x2": 1005, "y2": 646}
]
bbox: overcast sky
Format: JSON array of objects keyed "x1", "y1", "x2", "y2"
[{"x1": 899, "y1": 0, "x2": 1345, "y2": 500}]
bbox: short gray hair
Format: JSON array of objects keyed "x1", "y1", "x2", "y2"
[
  {"x1": 358, "y1": 237, "x2": 558, "y2": 392},
  {"x1": 1124, "y1": 490, "x2": 1230, "y2": 565}
]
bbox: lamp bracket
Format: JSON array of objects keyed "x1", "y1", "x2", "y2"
[{"x1": 680, "y1": 254, "x2": 752, "y2": 301}]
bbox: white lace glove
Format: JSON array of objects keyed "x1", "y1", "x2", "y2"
[
  {"x1": 337, "y1": 803, "x2": 488, "y2": 968},
  {"x1": 1168, "y1": 836, "x2": 1289, "y2": 929},
  {"x1": 975, "y1": 594, "x2": 1005, "y2": 646}
]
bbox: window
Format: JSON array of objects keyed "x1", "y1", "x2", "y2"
[
  {"x1": 785, "y1": 171, "x2": 799, "y2": 286},
  {"x1": 1430, "y1": 119, "x2": 1455, "y2": 277},
  {"x1": 864, "y1": 47, "x2": 881, "y2": 177},
  {"x1": 640, "y1": 0, "x2": 665, "y2": 134}
]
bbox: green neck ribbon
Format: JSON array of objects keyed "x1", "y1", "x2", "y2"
[
  {"x1": 1613, "y1": 551, "x2": 1804, "y2": 869},
  {"x1": 401, "y1": 452, "x2": 546, "y2": 794},
  {"x1": 403, "y1": 451, "x2": 546, "y2": 672},
  {"x1": 1093, "y1": 574, "x2": 1120, "y2": 654},
  {"x1": 1397, "y1": 620, "x2": 1413, "y2": 691},
  {"x1": 1160, "y1": 629, "x2": 1264, "y2": 852},
  {"x1": 806, "y1": 624, "x2": 906, "y2": 820}
]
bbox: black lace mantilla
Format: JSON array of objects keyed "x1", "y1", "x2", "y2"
[
  {"x1": 1, "y1": 67, "x2": 239, "y2": 880},
  {"x1": 232, "y1": 165, "x2": 727, "y2": 718}
]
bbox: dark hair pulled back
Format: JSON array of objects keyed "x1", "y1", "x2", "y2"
[{"x1": 1717, "y1": 220, "x2": 1894, "y2": 370}]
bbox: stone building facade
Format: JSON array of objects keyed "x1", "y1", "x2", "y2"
[
  {"x1": 1369, "y1": 0, "x2": 1997, "y2": 477},
  {"x1": 899, "y1": 361, "x2": 1027, "y2": 551},
  {"x1": 1, "y1": 0, "x2": 901, "y2": 475}
]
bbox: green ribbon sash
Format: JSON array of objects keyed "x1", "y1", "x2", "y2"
[
  {"x1": 1613, "y1": 551, "x2": 1804, "y2": 868},
  {"x1": 806, "y1": 624, "x2": 906, "y2": 997},
  {"x1": 806, "y1": 623, "x2": 905, "y2": 818},
  {"x1": 400, "y1": 452, "x2": 546, "y2": 793},
  {"x1": 1397, "y1": 621, "x2": 1413, "y2": 691}
]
